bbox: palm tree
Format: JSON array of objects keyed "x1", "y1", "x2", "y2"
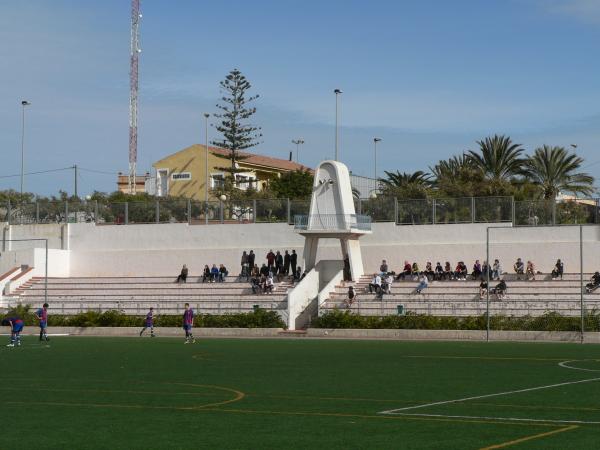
[
  {"x1": 522, "y1": 145, "x2": 595, "y2": 199},
  {"x1": 379, "y1": 170, "x2": 432, "y2": 199},
  {"x1": 429, "y1": 153, "x2": 475, "y2": 183},
  {"x1": 380, "y1": 170, "x2": 432, "y2": 189},
  {"x1": 468, "y1": 135, "x2": 525, "y2": 182}
]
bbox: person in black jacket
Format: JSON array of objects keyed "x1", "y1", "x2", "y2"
[
  {"x1": 248, "y1": 250, "x2": 256, "y2": 271},
  {"x1": 290, "y1": 250, "x2": 298, "y2": 278},
  {"x1": 283, "y1": 250, "x2": 291, "y2": 276}
]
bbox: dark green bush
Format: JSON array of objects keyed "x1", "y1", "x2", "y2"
[
  {"x1": 0, "y1": 309, "x2": 285, "y2": 329},
  {"x1": 312, "y1": 310, "x2": 600, "y2": 332}
]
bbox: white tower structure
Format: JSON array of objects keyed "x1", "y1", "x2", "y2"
[{"x1": 128, "y1": 0, "x2": 141, "y2": 194}]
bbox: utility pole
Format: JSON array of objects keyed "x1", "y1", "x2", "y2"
[{"x1": 73, "y1": 165, "x2": 78, "y2": 198}]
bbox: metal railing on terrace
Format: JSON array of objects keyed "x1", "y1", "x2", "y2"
[
  {"x1": 294, "y1": 214, "x2": 372, "y2": 232},
  {"x1": 1, "y1": 196, "x2": 598, "y2": 226}
]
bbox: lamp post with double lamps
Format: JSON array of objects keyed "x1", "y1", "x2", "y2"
[
  {"x1": 20, "y1": 100, "x2": 31, "y2": 202},
  {"x1": 292, "y1": 139, "x2": 305, "y2": 163},
  {"x1": 334, "y1": 89, "x2": 342, "y2": 161},
  {"x1": 373, "y1": 138, "x2": 382, "y2": 184}
]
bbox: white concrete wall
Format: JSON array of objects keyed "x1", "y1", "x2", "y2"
[
  {"x1": 1, "y1": 222, "x2": 599, "y2": 277},
  {"x1": 5, "y1": 224, "x2": 65, "y2": 250}
]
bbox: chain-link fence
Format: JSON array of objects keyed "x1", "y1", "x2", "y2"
[{"x1": 2, "y1": 197, "x2": 599, "y2": 227}]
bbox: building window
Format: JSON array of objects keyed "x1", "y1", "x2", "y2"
[
  {"x1": 171, "y1": 172, "x2": 192, "y2": 181},
  {"x1": 211, "y1": 173, "x2": 225, "y2": 189},
  {"x1": 235, "y1": 174, "x2": 256, "y2": 190}
]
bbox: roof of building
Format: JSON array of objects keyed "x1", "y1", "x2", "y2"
[{"x1": 154, "y1": 144, "x2": 312, "y2": 173}]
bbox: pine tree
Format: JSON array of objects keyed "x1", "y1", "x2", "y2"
[{"x1": 211, "y1": 69, "x2": 262, "y2": 185}]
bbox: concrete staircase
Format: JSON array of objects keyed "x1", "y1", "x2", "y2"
[
  {"x1": 10, "y1": 276, "x2": 292, "y2": 318},
  {"x1": 321, "y1": 273, "x2": 600, "y2": 317}
]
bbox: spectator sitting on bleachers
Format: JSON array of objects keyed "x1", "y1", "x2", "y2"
[
  {"x1": 472, "y1": 260, "x2": 482, "y2": 280},
  {"x1": 176, "y1": 265, "x2": 188, "y2": 283},
  {"x1": 412, "y1": 262, "x2": 420, "y2": 279},
  {"x1": 434, "y1": 262, "x2": 444, "y2": 280},
  {"x1": 381, "y1": 273, "x2": 393, "y2": 295},
  {"x1": 202, "y1": 265, "x2": 211, "y2": 283},
  {"x1": 526, "y1": 261, "x2": 536, "y2": 281},
  {"x1": 395, "y1": 261, "x2": 412, "y2": 281},
  {"x1": 514, "y1": 258, "x2": 524, "y2": 280},
  {"x1": 343, "y1": 286, "x2": 356, "y2": 308},
  {"x1": 492, "y1": 259, "x2": 502, "y2": 280},
  {"x1": 481, "y1": 260, "x2": 489, "y2": 280},
  {"x1": 218, "y1": 264, "x2": 228, "y2": 282},
  {"x1": 380, "y1": 259, "x2": 389, "y2": 275},
  {"x1": 415, "y1": 274, "x2": 428, "y2": 294},
  {"x1": 251, "y1": 273, "x2": 261, "y2": 294},
  {"x1": 210, "y1": 264, "x2": 219, "y2": 282},
  {"x1": 443, "y1": 261, "x2": 453, "y2": 280},
  {"x1": 479, "y1": 280, "x2": 488, "y2": 299},
  {"x1": 454, "y1": 261, "x2": 468, "y2": 280},
  {"x1": 551, "y1": 259, "x2": 564, "y2": 280},
  {"x1": 585, "y1": 272, "x2": 600, "y2": 293},
  {"x1": 424, "y1": 262, "x2": 435, "y2": 280},
  {"x1": 492, "y1": 279, "x2": 507, "y2": 300},
  {"x1": 368, "y1": 273, "x2": 382, "y2": 295},
  {"x1": 264, "y1": 275, "x2": 274, "y2": 294}
]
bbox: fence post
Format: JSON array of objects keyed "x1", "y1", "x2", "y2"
[
  {"x1": 155, "y1": 200, "x2": 160, "y2": 223},
  {"x1": 205, "y1": 201, "x2": 209, "y2": 225},
  {"x1": 580, "y1": 224, "x2": 584, "y2": 343},
  {"x1": 471, "y1": 197, "x2": 475, "y2": 223},
  {"x1": 94, "y1": 200, "x2": 99, "y2": 225},
  {"x1": 287, "y1": 198, "x2": 291, "y2": 224},
  {"x1": 7, "y1": 200, "x2": 11, "y2": 225},
  {"x1": 432, "y1": 199, "x2": 436, "y2": 225},
  {"x1": 596, "y1": 198, "x2": 599, "y2": 224},
  {"x1": 394, "y1": 197, "x2": 398, "y2": 225},
  {"x1": 187, "y1": 199, "x2": 192, "y2": 225},
  {"x1": 253, "y1": 199, "x2": 257, "y2": 224},
  {"x1": 219, "y1": 200, "x2": 224, "y2": 224},
  {"x1": 35, "y1": 202, "x2": 39, "y2": 224},
  {"x1": 358, "y1": 198, "x2": 362, "y2": 215},
  {"x1": 511, "y1": 197, "x2": 515, "y2": 225},
  {"x1": 552, "y1": 201, "x2": 557, "y2": 226},
  {"x1": 65, "y1": 201, "x2": 69, "y2": 224},
  {"x1": 125, "y1": 202, "x2": 129, "y2": 225}
]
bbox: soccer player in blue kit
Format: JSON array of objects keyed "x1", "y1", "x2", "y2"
[
  {"x1": 35, "y1": 303, "x2": 50, "y2": 342},
  {"x1": 139, "y1": 307, "x2": 156, "y2": 337},
  {"x1": 2, "y1": 316, "x2": 24, "y2": 347}
]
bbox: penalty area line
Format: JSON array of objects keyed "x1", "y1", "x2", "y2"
[{"x1": 379, "y1": 376, "x2": 600, "y2": 414}]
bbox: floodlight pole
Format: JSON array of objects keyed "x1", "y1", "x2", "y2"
[
  {"x1": 486, "y1": 227, "x2": 490, "y2": 342},
  {"x1": 45, "y1": 238, "x2": 48, "y2": 306},
  {"x1": 580, "y1": 225, "x2": 584, "y2": 343}
]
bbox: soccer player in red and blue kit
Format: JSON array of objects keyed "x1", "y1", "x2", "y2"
[
  {"x1": 139, "y1": 307, "x2": 156, "y2": 337},
  {"x1": 2, "y1": 316, "x2": 24, "y2": 347},
  {"x1": 183, "y1": 303, "x2": 195, "y2": 344},
  {"x1": 35, "y1": 303, "x2": 50, "y2": 342}
]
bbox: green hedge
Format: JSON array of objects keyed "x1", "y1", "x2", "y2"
[
  {"x1": 0, "y1": 305, "x2": 286, "y2": 329},
  {"x1": 312, "y1": 310, "x2": 600, "y2": 332}
]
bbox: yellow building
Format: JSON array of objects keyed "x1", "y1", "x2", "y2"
[{"x1": 152, "y1": 144, "x2": 311, "y2": 200}]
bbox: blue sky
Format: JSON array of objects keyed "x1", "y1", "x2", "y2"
[{"x1": 1, "y1": 0, "x2": 599, "y2": 196}]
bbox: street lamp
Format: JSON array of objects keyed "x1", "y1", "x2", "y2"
[
  {"x1": 373, "y1": 138, "x2": 382, "y2": 182},
  {"x1": 292, "y1": 139, "x2": 305, "y2": 163},
  {"x1": 334, "y1": 89, "x2": 342, "y2": 161},
  {"x1": 20, "y1": 100, "x2": 31, "y2": 201}
]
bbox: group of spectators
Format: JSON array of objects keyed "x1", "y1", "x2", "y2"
[
  {"x1": 174, "y1": 264, "x2": 230, "y2": 283},
  {"x1": 240, "y1": 249, "x2": 300, "y2": 281}
]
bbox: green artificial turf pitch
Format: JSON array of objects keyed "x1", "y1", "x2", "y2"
[{"x1": 1, "y1": 336, "x2": 599, "y2": 449}]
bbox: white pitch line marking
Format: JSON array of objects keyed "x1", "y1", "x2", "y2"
[
  {"x1": 389, "y1": 412, "x2": 600, "y2": 426},
  {"x1": 558, "y1": 360, "x2": 600, "y2": 373},
  {"x1": 379, "y1": 377, "x2": 600, "y2": 414}
]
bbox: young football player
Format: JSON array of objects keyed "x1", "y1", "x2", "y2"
[
  {"x1": 183, "y1": 303, "x2": 195, "y2": 344},
  {"x1": 139, "y1": 307, "x2": 156, "y2": 337},
  {"x1": 2, "y1": 316, "x2": 24, "y2": 347},
  {"x1": 35, "y1": 303, "x2": 50, "y2": 342}
]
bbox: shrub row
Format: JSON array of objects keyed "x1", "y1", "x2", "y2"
[
  {"x1": 312, "y1": 310, "x2": 600, "y2": 332},
  {"x1": 0, "y1": 306, "x2": 286, "y2": 329}
]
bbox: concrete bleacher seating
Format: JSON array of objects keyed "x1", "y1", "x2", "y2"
[
  {"x1": 9, "y1": 276, "x2": 291, "y2": 318},
  {"x1": 322, "y1": 273, "x2": 600, "y2": 317}
]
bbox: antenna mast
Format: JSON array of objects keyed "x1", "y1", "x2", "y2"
[{"x1": 128, "y1": 0, "x2": 141, "y2": 194}]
